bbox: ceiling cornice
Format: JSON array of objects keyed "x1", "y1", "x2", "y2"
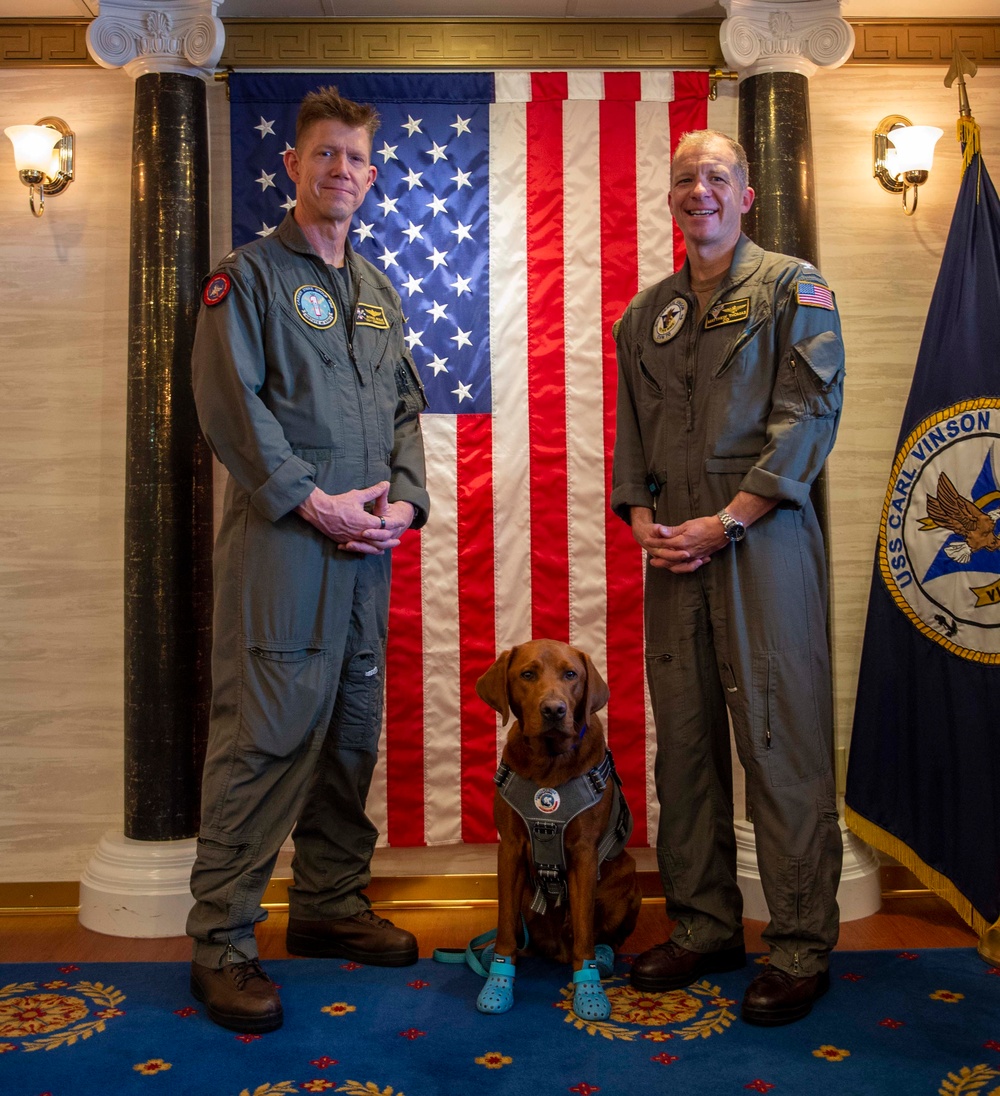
[{"x1": 1, "y1": 17, "x2": 998, "y2": 69}]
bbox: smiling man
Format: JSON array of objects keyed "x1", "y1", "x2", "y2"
[
  {"x1": 186, "y1": 87, "x2": 429, "y2": 1034},
  {"x1": 611, "y1": 130, "x2": 846, "y2": 1026}
]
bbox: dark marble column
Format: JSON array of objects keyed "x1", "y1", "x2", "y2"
[
  {"x1": 739, "y1": 71, "x2": 818, "y2": 267},
  {"x1": 737, "y1": 71, "x2": 830, "y2": 541},
  {"x1": 124, "y1": 72, "x2": 213, "y2": 841}
]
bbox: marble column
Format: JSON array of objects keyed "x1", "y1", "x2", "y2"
[
  {"x1": 79, "y1": 0, "x2": 224, "y2": 938},
  {"x1": 719, "y1": 0, "x2": 881, "y2": 923}
]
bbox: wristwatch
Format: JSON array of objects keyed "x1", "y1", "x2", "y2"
[{"x1": 717, "y1": 510, "x2": 746, "y2": 543}]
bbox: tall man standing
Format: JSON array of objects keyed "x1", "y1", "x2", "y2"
[
  {"x1": 611, "y1": 130, "x2": 845, "y2": 1026},
  {"x1": 187, "y1": 87, "x2": 429, "y2": 1034}
]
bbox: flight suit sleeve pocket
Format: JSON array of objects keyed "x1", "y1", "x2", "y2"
[
  {"x1": 784, "y1": 331, "x2": 844, "y2": 420},
  {"x1": 240, "y1": 643, "x2": 331, "y2": 758},
  {"x1": 395, "y1": 352, "x2": 428, "y2": 417}
]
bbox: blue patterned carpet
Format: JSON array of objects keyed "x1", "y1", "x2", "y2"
[{"x1": 3, "y1": 949, "x2": 1000, "y2": 1095}]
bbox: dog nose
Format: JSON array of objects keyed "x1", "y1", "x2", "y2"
[{"x1": 541, "y1": 699, "x2": 567, "y2": 721}]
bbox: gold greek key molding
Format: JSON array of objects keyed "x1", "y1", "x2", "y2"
[
  {"x1": 218, "y1": 18, "x2": 725, "y2": 69},
  {"x1": 850, "y1": 18, "x2": 1000, "y2": 65},
  {"x1": 0, "y1": 19, "x2": 92, "y2": 66},
  {"x1": 2, "y1": 18, "x2": 999, "y2": 69}
]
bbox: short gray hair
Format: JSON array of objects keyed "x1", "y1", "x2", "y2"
[{"x1": 672, "y1": 129, "x2": 749, "y2": 191}]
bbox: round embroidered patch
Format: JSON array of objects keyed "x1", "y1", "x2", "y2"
[
  {"x1": 652, "y1": 297, "x2": 688, "y2": 344},
  {"x1": 878, "y1": 396, "x2": 1000, "y2": 663},
  {"x1": 295, "y1": 285, "x2": 338, "y2": 329},
  {"x1": 534, "y1": 787, "x2": 560, "y2": 814},
  {"x1": 203, "y1": 272, "x2": 231, "y2": 307}
]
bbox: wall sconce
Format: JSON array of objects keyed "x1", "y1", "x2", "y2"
[
  {"x1": 873, "y1": 115, "x2": 943, "y2": 216},
  {"x1": 4, "y1": 117, "x2": 75, "y2": 217}
]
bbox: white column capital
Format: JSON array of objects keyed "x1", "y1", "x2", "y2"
[
  {"x1": 87, "y1": 0, "x2": 225, "y2": 80},
  {"x1": 719, "y1": 0, "x2": 855, "y2": 81}
]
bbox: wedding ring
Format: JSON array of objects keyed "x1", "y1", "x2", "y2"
[{"x1": 380, "y1": 517, "x2": 386, "y2": 529}]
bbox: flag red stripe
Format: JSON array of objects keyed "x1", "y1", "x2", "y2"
[
  {"x1": 385, "y1": 531, "x2": 425, "y2": 845},
  {"x1": 669, "y1": 72, "x2": 710, "y2": 270},
  {"x1": 599, "y1": 92, "x2": 648, "y2": 843},
  {"x1": 457, "y1": 412, "x2": 499, "y2": 842},
  {"x1": 526, "y1": 74, "x2": 571, "y2": 641}
]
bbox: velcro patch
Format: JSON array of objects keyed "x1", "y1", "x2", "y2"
[
  {"x1": 295, "y1": 286, "x2": 338, "y2": 329},
  {"x1": 203, "y1": 272, "x2": 231, "y2": 307},
  {"x1": 704, "y1": 297, "x2": 750, "y2": 329},
  {"x1": 797, "y1": 281, "x2": 834, "y2": 310},
  {"x1": 355, "y1": 303, "x2": 390, "y2": 329}
]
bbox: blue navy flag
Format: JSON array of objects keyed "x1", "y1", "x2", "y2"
[{"x1": 846, "y1": 151, "x2": 1000, "y2": 935}]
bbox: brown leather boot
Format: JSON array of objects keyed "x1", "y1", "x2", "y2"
[
  {"x1": 741, "y1": 966, "x2": 830, "y2": 1026},
  {"x1": 190, "y1": 956, "x2": 283, "y2": 1033},
  {"x1": 630, "y1": 936, "x2": 746, "y2": 992},
  {"x1": 286, "y1": 908, "x2": 418, "y2": 966}
]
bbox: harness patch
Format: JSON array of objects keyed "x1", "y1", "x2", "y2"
[
  {"x1": 797, "y1": 281, "x2": 835, "y2": 310},
  {"x1": 203, "y1": 272, "x2": 231, "y2": 307},
  {"x1": 295, "y1": 285, "x2": 338, "y2": 329},
  {"x1": 356, "y1": 303, "x2": 390, "y2": 329},
  {"x1": 704, "y1": 297, "x2": 750, "y2": 328},
  {"x1": 534, "y1": 788, "x2": 560, "y2": 814},
  {"x1": 653, "y1": 297, "x2": 688, "y2": 343}
]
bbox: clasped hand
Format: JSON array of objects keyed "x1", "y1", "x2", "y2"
[
  {"x1": 296, "y1": 481, "x2": 415, "y2": 555},
  {"x1": 632, "y1": 512, "x2": 728, "y2": 573}
]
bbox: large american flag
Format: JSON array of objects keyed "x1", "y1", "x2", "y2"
[{"x1": 228, "y1": 71, "x2": 708, "y2": 849}]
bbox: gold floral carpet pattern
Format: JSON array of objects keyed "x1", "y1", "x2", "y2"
[{"x1": 2, "y1": 949, "x2": 999, "y2": 1095}]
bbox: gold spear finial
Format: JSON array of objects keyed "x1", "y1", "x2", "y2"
[{"x1": 945, "y1": 48, "x2": 980, "y2": 177}]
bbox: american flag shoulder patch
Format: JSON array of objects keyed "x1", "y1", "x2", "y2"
[{"x1": 797, "y1": 281, "x2": 834, "y2": 310}]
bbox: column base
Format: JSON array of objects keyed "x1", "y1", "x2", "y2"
[
  {"x1": 735, "y1": 818, "x2": 881, "y2": 924},
  {"x1": 78, "y1": 830, "x2": 197, "y2": 939}
]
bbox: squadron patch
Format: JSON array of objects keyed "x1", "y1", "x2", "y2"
[
  {"x1": 203, "y1": 272, "x2": 231, "y2": 307},
  {"x1": 652, "y1": 297, "x2": 688, "y2": 344},
  {"x1": 355, "y1": 303, "x2": 390, "y2": 329},
  {"x1": 704, "y1": 297, "x2": 750, "y2": 329},
  {"x1": 797, "y1": 281, "x2": 835, "y2": 310},
  {"x1": 295, "y1": 285, "x2": 338, "y2": 329}
]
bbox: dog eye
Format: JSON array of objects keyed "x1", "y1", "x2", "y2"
[
  {"x1": 520, "y1": 670, "x2": 536, "y2": 680},
  {"x1": 563, "y1": 670, "x2": 578, "y2": 680}
]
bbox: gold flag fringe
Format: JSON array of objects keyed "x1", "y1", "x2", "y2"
[
  {"x1": 844, "y1": 806, "x2": 992, "y2": 941},
  {"x1": 958, "y1": 114, "x2": 982, "y2": 200}
]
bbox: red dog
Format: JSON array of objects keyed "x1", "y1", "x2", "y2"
[{"x1": 475, "y1": 639, "x2": 641, "y2": 1018}]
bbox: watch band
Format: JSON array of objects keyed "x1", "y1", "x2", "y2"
[{"x1": 717, "y1": 510, "x2": 746, "y2": 542}]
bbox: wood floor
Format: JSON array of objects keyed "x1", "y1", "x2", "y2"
[{"x1": 1, "y1": 891, "x2": 978, "y2": 966}]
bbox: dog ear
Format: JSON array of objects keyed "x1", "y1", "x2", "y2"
[
  {"x1": 476, "y1": 648, "x2": 512, "y2": 724},
  {"x1": 579, "y1": 652, "x2": 610, "y2": 716}
]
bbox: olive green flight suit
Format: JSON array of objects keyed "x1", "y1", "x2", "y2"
[
  {"x1": 611, "y1": 235, "x2": 845, "y2": 977},
  {"x1": 187, "y1": 213, "x2": 429, "y2": 968}
]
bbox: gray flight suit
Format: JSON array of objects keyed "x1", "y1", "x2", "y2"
[
  {"x1": 611, "y1": 235, "x2": 845, "y2": 977},
  {"x1": 187, "y1": 213, "x2": 430, "y2": 968}
]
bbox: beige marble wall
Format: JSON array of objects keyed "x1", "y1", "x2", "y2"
[{"x1": 1, "y1": 62, "x2": 996, "y2": 883}]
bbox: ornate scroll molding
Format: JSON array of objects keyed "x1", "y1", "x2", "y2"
[
  {"x1": 720, "y1": 0, "x2": 854, "y2": 79},
  {"x1": 86, "y1": 1, "x2": 224, "y2": 80}
]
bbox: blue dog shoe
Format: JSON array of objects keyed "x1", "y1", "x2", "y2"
[
  {"x1": 594, "y1": 944, "x2": 615, "y2": 979},
  {"x1": 477, "y1": 955, "x2": 515, "y2": 1014},
  {"x1": 572, "y1": 960, "x2": 611, "y2": 1021}
]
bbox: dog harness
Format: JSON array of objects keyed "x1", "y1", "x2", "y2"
[{"x1": 494, "y1": 748, "x2": 634, "y2": 914}]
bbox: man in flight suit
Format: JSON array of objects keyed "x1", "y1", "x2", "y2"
[
  {"x1": 612, "y1": 130, "x2": 845, "y2": 1026},
  {"x1": 187, "y1": 86, "x2": 430, "y2": 1034}
]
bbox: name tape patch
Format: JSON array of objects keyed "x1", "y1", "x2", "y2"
[
  {"x1": 704, "y1": 297, "x2": 750, "y2": 329},
  {"x1": 356, "y1": 303, "x2": 390, "y2": 329}
]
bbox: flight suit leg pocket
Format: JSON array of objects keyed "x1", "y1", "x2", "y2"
[
  {"x1": 240, "y1": 642, "x2": 331, "y2": 758},
  {"x1": 331, "y1": 646, "x2": 384, "y2": 752},
  {"x1": 750, "y1": 645, "x2": 831, "y2": 788}
]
